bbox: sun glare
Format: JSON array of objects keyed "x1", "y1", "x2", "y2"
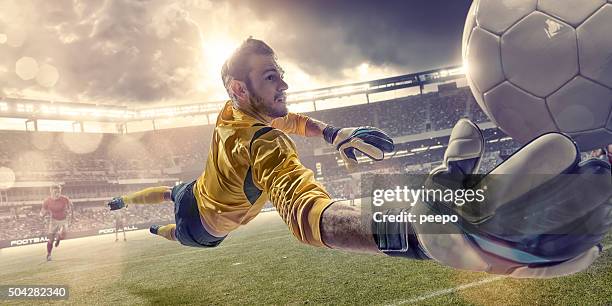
[{"x1": 201, "y1": 37, "x2": 238, "y2": 74}]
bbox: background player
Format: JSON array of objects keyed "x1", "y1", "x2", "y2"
[
  {"x1": 40, "y1": 184, "x2": 73, "y2": 261},
  {"x1": 113, "y1": 210, "x2": 127, "y2": 242}
]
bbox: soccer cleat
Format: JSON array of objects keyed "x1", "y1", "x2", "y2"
[
  {"x1": 150, "y1": 224, "x2": 161, "y2": 235},
  {"x1": 149, "y1": 224, "x2": 176, "y2": 241},
  {"x1": 54, "y1": 239, "x2": 60, "y2": 247},
  {"x1": 46, "y1": 254, "x2": 51, "y2": 261},
  {"x1": 107, "y1": 197, "x2": 126, "y2": 210}
]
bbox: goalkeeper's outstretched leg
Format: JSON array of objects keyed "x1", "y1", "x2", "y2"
[
  {"x1": 106, "y1": 182, "x2": 225, "y2": 247},
  {"x1": 107, "y1": 186, "x2": 174, "y2": 241},
  {"x1": 107, "y1": 186, "x2": 172, "y2": 210}
]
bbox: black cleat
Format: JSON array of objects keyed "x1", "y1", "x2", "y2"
[
  {"x1": 149, "y1": 225, "x2": 161, "y2": 235},
  {"x1": 107, "y1": 197, "x2": 126, "y2": 210}
]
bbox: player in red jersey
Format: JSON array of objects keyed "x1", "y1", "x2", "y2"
[{"x1": 40, "y1": 184, "x2": 73, "y2": 261}]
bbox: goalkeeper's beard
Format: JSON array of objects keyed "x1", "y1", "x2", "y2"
[{"x1": 250, "y1": 94, "x2": 288, "y2": 120}]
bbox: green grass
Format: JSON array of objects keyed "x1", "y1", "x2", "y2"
[{"x1": 1, "y1": 213, "x2": 611, "y2": 305}]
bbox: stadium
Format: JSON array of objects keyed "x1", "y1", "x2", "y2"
[
  {"x1": 2, "y1": 0, "x2": 612, "y2": 304},
  {"x1": 1, "y1": 66, "x2": 611, "y2": 304},
  {"x1": 1, "y1": 66, "x2": 501, "y2": 246}
]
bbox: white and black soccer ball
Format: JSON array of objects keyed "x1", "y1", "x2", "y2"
[{"x1": 463, "y1": 0, "x2": 612, "y2": 151}]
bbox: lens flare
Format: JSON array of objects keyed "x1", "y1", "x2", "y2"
[{"x1": 0, "y1": 167, "x2": 16, "y2": 189}]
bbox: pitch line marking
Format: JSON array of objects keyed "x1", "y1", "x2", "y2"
[
  {"x1": 387, "y1": 244, "x2": 612, "y2": 306},
  {"x1": 387, "y1": 276, "x2": 505, "y2": 306}
]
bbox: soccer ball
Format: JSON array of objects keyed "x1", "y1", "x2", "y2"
[{"x1": 463, "y1": 0, "x2": 612, "y2": 151}]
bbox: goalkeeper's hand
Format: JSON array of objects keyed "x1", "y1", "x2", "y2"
[
  {"x1": 323, "y1": 125, "x2": 394, "y2": 169},
  {"x1": 374, "y1": 119, "x2": 611, "y2": 278}
]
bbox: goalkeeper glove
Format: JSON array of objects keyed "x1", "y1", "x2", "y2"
[
  {"x1": 323, "y1": 125, "x2": 394, "y2": 169},
  {"x1": 373, "y1": 119, "x2": 612, "y2": 278}
]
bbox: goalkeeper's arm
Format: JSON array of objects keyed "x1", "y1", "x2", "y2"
[
  {"x1": 271, "y1": 112, "x2": 328, "y2": 137},
  {"x1": 251, "y1": 128, "x2": 381, "y2": 249},
  {"x1": 320, "y1": 201, "x2": 383, "y2": 254},
  {"x1": 256, "y1": 115, "x2": 394, "y2": 250},
  {"x1": 247, "y1": 127, "x2": 435, "y2": 259},
  {"x1": 272, "y1": 112, "x2": 394, "y2": 170},
  {"x1": 320, "y1": 200, "x2": 429, "y2": 258}
]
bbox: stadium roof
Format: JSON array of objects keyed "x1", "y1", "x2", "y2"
[{"x1": 0, "y1": 65, "x2": 464, "y2": 133}]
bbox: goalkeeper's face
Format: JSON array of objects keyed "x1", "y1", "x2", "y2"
[{"x1": 245, "y1": 54, "x2": 288, "y2": 118}]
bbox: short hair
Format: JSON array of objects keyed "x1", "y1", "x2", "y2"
[
  {"x1": 50, "y1": 184, "x2": 61, "y2": 190},
  {"x1": 221, "y1": 37, "x2": 275, "y2": 91}
]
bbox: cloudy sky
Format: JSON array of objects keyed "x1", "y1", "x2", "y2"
[{"x1": 0, "y1": 0, "x2": 472, "y2": 106}]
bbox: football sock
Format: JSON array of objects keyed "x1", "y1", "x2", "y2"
[
  {"x1": 46, "y1": 241, "x2": 53, "y2": 254},
  {"x1": 121, "y1": 186, "x2": 169, "y2": 205},
  {"x1": 156, "y1": 224, "x2": 177, "y2": 241}
]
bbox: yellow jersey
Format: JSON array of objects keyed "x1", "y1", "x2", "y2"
[{"x1": 193, "y1": 101, "x2": 333, "y2": 247}]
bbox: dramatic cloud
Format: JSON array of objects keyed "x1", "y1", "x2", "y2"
[
  {"x1": 232, "y1": 0, "x2": 470, "y2": 80},
  {"x1": 0, "y1": 0, "x2": 471, "y2": 105},
  {"x1": 0, "y1": 0, "x2": 205, "y2": 105}
]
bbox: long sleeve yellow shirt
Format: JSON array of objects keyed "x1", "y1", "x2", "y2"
[{"x1": 193, "y1": 101, "x2": 333, "y2": 247}]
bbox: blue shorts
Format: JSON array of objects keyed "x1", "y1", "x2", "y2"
[{"x1": 171, "y1": 180, "x2": 225, "y2": 248}]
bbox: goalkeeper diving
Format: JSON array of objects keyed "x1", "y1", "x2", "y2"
[{"x1": 107, "y1": 38, "x2": 612, "y2": 279}]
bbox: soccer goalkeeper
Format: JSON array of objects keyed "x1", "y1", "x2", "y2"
[
  {"x1": 108, "y1": 38, "x2": 611, "y2": 278},
  {"x1": 107, "y1": 38, "x2": 393, "y2": 248}
]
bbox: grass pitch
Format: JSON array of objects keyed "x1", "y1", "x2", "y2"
[{"x1": 1, "y1": 212, "x2": 611, "y2": 305}]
